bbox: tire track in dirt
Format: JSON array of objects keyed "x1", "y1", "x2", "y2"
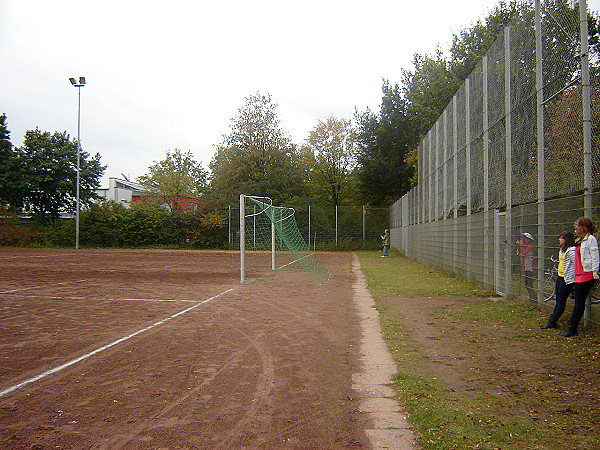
[
  {"x1": 202, "y1": 294, "x2": 343, "y2": 448},
  {"x1": 103, "y1": 327, "x2": 274, "y2": 449},
  {"x1": 211, "y1": 328, "x2": 275, "y2": 449}
]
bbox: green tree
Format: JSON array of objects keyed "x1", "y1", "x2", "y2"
[
  {"x1": 355, "y1": 81, "x2": 418, "y2": 205},
  {"x1": 17, "y1": 129, "x2": 105, "y2": 219},
  {"x1": 404, "y1": 0, "x2": 599, "y2": 139},
  {"x1": 0, "y1": 113, "x2": 19, "y2": 208},
  {"x1": 449, "y1": 0, "x2": 528, "y2": 82},
  {"x1": 401, "y1": 1, "x2": 530, "y2": 140},
  {"x1": 208, "y1": 93, "x2": 304, "y2": 205},
  {"x1": 544, "y1": 74, "x2": 600, "y2": 195},
  {"x1": 138, "y1": 148, "x2": 208, "y2": 209},
  {"x1": 402, "y1": 49, "x2": 460, "y2": 138},
  {"x1": 302, "y1": 116, "x2": 357, "y2": 207}
]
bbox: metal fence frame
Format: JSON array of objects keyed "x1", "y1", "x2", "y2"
[{"x1": 391, "y1": 0, "x2": 600, "y2": 326}]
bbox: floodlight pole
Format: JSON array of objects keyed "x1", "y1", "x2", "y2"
[{"x1": 69, "y1": 77, "x2": 86, "y2": 249}]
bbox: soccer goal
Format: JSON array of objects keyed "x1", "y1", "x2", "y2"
[{"x1": 239, "y1": 194, "x2": 329, "y2": 284}]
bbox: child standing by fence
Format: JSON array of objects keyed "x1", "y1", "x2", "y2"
[
  {"x1": 516, "y1": 232, "x2": 535, "y2": 300},
  {"x1": 541, "y1": 231, "x2": 576, "y2": 329}
]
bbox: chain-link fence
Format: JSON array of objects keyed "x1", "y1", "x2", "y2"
[{"x1": 391, "y1": 0, "x2": 600, "y2": 327}]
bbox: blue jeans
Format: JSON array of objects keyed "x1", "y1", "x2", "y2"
[
  {"x1": 383, "y1": 245, "x2": 389, "y2": 257},
  {"x1": 547, "y1": 276, "x2": 574, "y2": 325}
]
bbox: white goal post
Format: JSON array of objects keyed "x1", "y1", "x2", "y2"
[{"x1": 239, "y1": 194, "x2": 328, "y2": 284}]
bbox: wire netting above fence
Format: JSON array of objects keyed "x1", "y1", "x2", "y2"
[
  {"x1": 410, "y1": 0, "x2": 598, "y2": 224},
  {"x1": 392, "y1": 1, "x2": 600, "y2": 328}
]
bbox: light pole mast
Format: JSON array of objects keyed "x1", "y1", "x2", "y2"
[{"x1": 69, "y1": 76, "x2": 86, "y2": 249}]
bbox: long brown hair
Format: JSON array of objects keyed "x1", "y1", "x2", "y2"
[
  {"x1": 559, "y1": 231, "x2": 575, "y2": 252},
  {"x1": 574, "y1": 217, "x2": 595, "y2": 243}
]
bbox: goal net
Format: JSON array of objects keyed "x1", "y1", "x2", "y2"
[{"x1": 239, "y1": 194, "x2": 329, "y2": 284}]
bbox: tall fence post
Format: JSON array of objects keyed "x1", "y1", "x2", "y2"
[
  {"x1": 228, "y1": 205, "x2": 232, "y2": 247},
  {"x1": 438, "y1": 119, "x2": 443, "y2": 221},
  {"x1": 443, "y1": 110, "x2": 449, "y2": 221},
  {"x1": 580, "y1": 0, "x2": 593, "y2": 218},
  {"x1": 429, "y1": 134, "x2": 434, "y2": 222},
  {"x1": 419, "y1": 143, "x2": 424, "y2": 224},
  {"x1": 580, "y1": 0, "x2": 593, "y2": 325},
  {"x1": 453, "y1": 97, "x2": 459, "y2": 274},
  {"x1": 308, "y1": 205, "x2": 311, "y2": 250},
  {"x1": 465, "y1": 78, "x2": 472, "y2": 280},
  {"x1": 504, "y1": 26, "x2": 513, "y2": 298},
  {"x1": 483, "y1": 55, "x2": 491, "y2": 287},
  {"x1": 535, "y1": 0, "x2": 546, "y2": 304}
]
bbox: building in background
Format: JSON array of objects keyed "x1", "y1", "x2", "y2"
[
  {"x1": 95, "y1": 177, "x2": 200, "y2": 212},
  {"x1": 95, "y1": 177, "x2": 149, "y2": 207}
]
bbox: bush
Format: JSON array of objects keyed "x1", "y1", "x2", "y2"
[
  {"x1": 0, "y1": 210, "x2": 43, "y2": 246},
  {"x1": 80, "y1": 201, "x2": 126, "y2": 247},
  {"x1": 119, "y1": 201, "x2": 175, "y2": 247},
  {"x1": 34, "y1": 218, "x2": 74, "y2": 247},
  {"x1": 185, "y1": 210, "x2": 229, "y2": 248},
  {"x1": 76, "y1": 200, "x2": 229, "y2": 249}
]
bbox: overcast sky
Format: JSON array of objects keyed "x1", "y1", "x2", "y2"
[{"x1": 1, "y1": 0, "x2": 599, "y2": 186}]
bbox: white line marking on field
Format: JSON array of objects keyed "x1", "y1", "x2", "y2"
[
  {"x1": 0, "y1": 254, "x2": 82, "y2": 260},
  {"x1": 0, "y1": 280, "x2": 87, "y2": 294},
  {"x1": 0, "y1": 294, "x2": 201, "y2": 303},
  {"x1": 0, "y1": 288, "x2": 234, "y2": 398}
]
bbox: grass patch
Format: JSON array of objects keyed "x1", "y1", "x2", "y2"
[
  {"x1": 394, "y1": 372, "x2": 536, "y2": 449},
  {"x1": 356, "y1": 250, "x2": 492, "y2": 299},
  {"x1": 456, "y1": 299, "x2": 539, "y2": 326}
]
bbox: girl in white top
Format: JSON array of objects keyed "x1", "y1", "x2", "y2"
[{"x1": 560, "y1": 217, "x2": 600, "y2": 337}]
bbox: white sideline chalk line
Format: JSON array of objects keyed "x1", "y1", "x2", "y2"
[
  {"x1": 0, "y1": 253, "x2": 105, "y2": 259},
  {"x1": 0, "y1": 288, "x2": 234, "y2": 398},
  {"x1": 0, "y1": 254, "x2": 78, "y2": 260},
  {"x1": 0, "y1": 280, "x2": 87, "y2": 294},
  {"x1": 0, "y1": 293, "x2": 202, "y2": 303}
]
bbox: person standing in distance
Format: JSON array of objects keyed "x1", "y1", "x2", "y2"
[
  {"x1": 516, "y1": 232, "x2": 535, "y2": 300},
  {"x1": 381, "y1": 229, "x2": 390, "y2": 257},
  {"x1": 560, "y1": 217, "x2": 600, "y2": 337}
]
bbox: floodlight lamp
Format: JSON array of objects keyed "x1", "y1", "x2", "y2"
[
  {"x1": 69, "y1": 77, "x2": 77, "y2": 86},
  {"x1": 79, "y1": 77, "x2": 86, "y2": 85}
]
